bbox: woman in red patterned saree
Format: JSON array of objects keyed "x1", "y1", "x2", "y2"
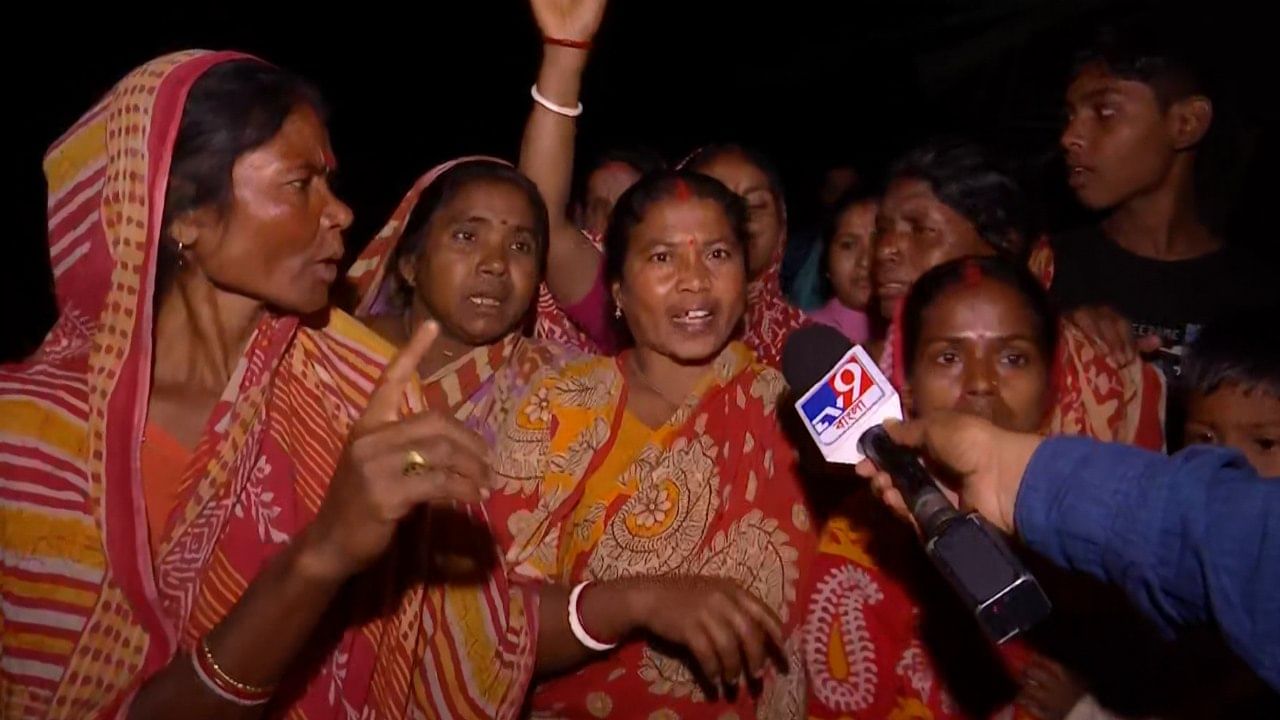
[
  {"x1": 805, "y1": 258, "x2": 1068, "y2": 720},
  {"x1": 0, "y1": 53, "x2": 533, "y2": 719},
  {"x1": 486, "y1": 170, "x2": 818, "y2": 718}
]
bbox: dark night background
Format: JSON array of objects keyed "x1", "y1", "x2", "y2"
[{"x1": 6, "y1": 0, "x2": 1274, "y2": 361}]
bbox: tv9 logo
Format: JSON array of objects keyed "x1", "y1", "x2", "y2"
[{"x1": 798, "y1": 353, "x2": 885, "y2": 443}]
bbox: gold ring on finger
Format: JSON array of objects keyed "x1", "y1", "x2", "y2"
[{"x1": 403, "y1": 449, "x2": 428, "y2": 476}]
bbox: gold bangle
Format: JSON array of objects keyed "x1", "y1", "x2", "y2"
[{"x1": 199, "y1": 635, "x2": 274, "y2": 696}]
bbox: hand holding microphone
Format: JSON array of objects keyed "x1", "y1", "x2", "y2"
[
  {"x1": 855, "y1": 412, "x2": 1042, "y2": 537},
  {"x1": 782, "y1": 324, "x2": 1051, "y2": 643}
]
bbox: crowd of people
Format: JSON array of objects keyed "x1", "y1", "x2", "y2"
[{"x1": 1, "y1": 0, "x2": 1276, "y2": 718}]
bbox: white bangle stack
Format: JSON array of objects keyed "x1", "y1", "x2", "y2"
[
  {"x1": 568, "y1": 581, "x2": 617, "y2": 651},
  {"x1": 531, "y1": 84, "x2": 583, "y2": 118}
]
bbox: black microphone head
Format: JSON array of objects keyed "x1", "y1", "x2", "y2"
[{"x1": 781, "y1": 323, "x2": 855, "y2": 393}]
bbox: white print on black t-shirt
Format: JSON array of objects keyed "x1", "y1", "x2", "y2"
[{"x1": 1133, "y1": 322, "x2": 1202, "y2": 379}]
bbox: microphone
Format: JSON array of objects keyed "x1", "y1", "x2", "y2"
[{"x1": 782, "y1": 324, "x2": 1051, "y2": 643}]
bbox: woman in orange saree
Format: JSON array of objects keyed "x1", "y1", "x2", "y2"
[
  {"x1": 486, "y1": 170, "x2": 818, "y2": 719},
  {"x1": 0, "y1": 53, "x2": 531, "y2": 719}
]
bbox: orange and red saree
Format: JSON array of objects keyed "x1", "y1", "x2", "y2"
[
  {"x1": 0, "y1": 53, "x2": 534, "y2": 719},
  {"x1": 485, "y1": 342, "x2": 817, "y2": 718}
]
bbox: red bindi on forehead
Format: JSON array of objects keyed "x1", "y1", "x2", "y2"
[
  {"x1": 673, "y1": 178, "x2": 693, "y2": 202},
  {"x1": 962, "y1": 259, "x2": 984, "y2": 286}
]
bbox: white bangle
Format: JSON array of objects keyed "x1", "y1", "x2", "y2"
[
  {"x1": 568, "y1": 581, "x2": 617, "y2": 651},
  {"x1": 531, "y1": 84, "x2": 583, "y2": 118}
]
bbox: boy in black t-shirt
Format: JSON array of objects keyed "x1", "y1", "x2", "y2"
[{"x1": 1050, "y1": 25, "x2": 1275, "y2": 382}]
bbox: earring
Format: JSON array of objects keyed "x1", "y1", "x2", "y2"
[
  {"x1": 174, "y1": 239, "x2": 186, "y2": 268},
  {"x1": 614, "y1": 306, "x2": 622, "y2": 320}
]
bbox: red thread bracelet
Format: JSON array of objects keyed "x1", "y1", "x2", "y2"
[{"x1": 544, "y1": 36, "x2": 592, "y2": 50}]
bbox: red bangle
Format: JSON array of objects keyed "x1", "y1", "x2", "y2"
[{"x1": 544, "y1": 36, "x2": 592, "y2": 50}]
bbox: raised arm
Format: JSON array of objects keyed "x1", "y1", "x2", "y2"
[{"x1": 520, "y1": 0, "x2": 608, "y2": 305}]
